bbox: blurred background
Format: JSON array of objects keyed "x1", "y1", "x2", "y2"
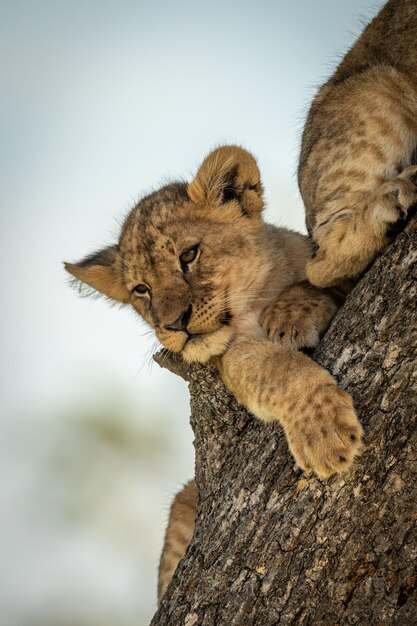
[{"x1": 1, "y1": 0, "x2": 378, "y2": 624}]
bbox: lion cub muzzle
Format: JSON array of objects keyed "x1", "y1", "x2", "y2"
[{"x1": 165, "y1": 304, "x2": 193, "y2": 333}]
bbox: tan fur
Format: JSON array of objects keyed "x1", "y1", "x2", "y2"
[
  {"x1": 158, "y1": 480, "x2": 196, "y2": 602},
  {"x1": 299, "y1": 0, "x2": 417, "y2": 287},
  {"x1": 260, "y1": 282, "x2": 337, "y2": 350},
  {"x1": 65, "y1": 145, "x2": 363, "y2": 600},
  {"x1": 65, "y1": 245, "x2": 130, "y2": 303}
]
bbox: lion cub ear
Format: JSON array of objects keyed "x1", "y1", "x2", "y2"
[
  {"x1": 64, "y1": 245, "x2": 130, "y2": 303},
  {"x1": 188, "y1": 145, "x2": 264, "y2": 217}
]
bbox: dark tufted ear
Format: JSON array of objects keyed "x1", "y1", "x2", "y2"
[
  {"x1": 188, "y1": 145, "x2": 264, "y2": 217},
  {"x1": 64, "y1": 245, "x2": 130, "y2": 303}
]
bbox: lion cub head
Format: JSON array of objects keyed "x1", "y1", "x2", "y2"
[{"x1": 66, "y1": 146, "x2": 270, "y2": 362}]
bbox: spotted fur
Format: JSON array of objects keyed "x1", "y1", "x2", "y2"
[
  {"x1": 299, "y1": 0, "x2": 417, "y2": 287},
  {"x1": 158, "y1": 480, "x2": 196, "y2": 601}
]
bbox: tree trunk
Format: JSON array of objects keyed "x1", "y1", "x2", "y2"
[{"x1": 151, "y1": 219, "x2": 417, "y2": 626}]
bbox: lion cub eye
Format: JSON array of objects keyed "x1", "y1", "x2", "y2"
[
  {"x1": 180, "y1": 245, "x2": 199, "y2": 271},
  {"x1": 132, "y1": 283, "x2": 150, "y2": 296}
]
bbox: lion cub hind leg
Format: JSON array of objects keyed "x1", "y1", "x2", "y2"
[
  {"x1": 220, "y1": 339, "x2": 363, "y2": 479},
  {"x1": 260, "y1": 282, "x2": 338, "y2": 350},
  {"x1": 307, "y1": 166, "x2": 417, "y2": 288},
  {"x1": 158, "y1": 480, "x2": 197, "y2": 602},
  {"x1": 301, "y1": 63, "x2": 417, "y2": 288}
]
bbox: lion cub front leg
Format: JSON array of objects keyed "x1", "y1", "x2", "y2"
[
  {"x1": 220, "y1": 339, "x2": 363, "y2": 478},
  {"x1": 260, "y1": 282, "x2": 338, "y2": 350}
]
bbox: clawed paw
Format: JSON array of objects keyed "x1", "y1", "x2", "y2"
[
  {"x1": 306, "y1": 166, "x2": 417, "y2": 287},
  {"x1": 260, "y1": 294, "x2": 336, "y2": 350},
  {"x1": 377, "y1": 166, "x2": 417, "y2": 230},
  {"x1": 286, "y1": 385, "x2": 363, "y2": 479},
  {"x1": 265, "y1": 313, "x2": 320, "y2": 350}
]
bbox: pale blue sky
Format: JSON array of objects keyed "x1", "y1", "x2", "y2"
[{"x1": 0, "y1": 1, "x2": 382, "y2": 624}]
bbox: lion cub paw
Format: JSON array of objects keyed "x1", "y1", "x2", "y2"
[
  {"x1": 306, "y1": 167, "x2": 417, "y2": 288},
  {"x1": 263, "y1": 308, "x2": 321, "y2": 350},
  {"x1": 285, "y1": 385, "x2": 363, "y2": 479},
  {"x1": 260, "y1": 289, "x2": 337, "y2": 351},
  {"x1": 376, "y1": 166, "x2": 417, "y2": 234}
]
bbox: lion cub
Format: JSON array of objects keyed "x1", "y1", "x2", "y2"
[
  {"x1": 300, "y1": 0, "x2": 417, "y2": 288},
  {"x1": 66, "y1": 145, "x2": 363, "y2": 599}
]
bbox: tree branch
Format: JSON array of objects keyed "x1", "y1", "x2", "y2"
[{"x1": 152, "y1": 218, "x2": 417, "y2": 625}]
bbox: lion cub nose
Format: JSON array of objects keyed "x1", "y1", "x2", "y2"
[{"x1": 165, "y1": 304, "x2": 192, "y2": 332}]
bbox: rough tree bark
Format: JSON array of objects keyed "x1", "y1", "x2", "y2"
[{"x1": 151, "y1": 219, "x2": 417, "y2": 626}]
